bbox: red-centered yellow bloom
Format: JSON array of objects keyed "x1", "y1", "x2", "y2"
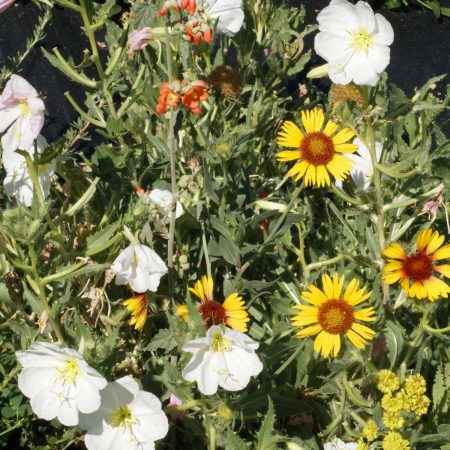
[
  {"x1": 291, "y1": 273, "x2": 376, "y2": 357},
  {"x1": 276, "y1": 107, "x2": 357, "y2": 187},
  {"x1": 383, "y1": 229, "x2": 450, "y2": 301},
  {"x1": 177, "y1": 275, "x2": 249, "y2": 332},
  {"x1": 123, "y1": 294, "x2": 147, "y2": 331}
]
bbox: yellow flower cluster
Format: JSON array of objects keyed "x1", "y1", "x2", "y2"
[
  {"x1": 377, "y1": 371, "x2": 430, "y2": 429},
  {"x1": 382, "y1": 431, "x2": 410, "y2": 450},
  {"x1": 362, "y1": 419, "x2": 378, "y2": 442}
]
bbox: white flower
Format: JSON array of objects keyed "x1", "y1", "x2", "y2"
[
  {"x1": 3, "y1": 135, "x2": 55, "y2": 206},
  {"x1": 80, "y1": 376, "x2": 169, "y2": 450},
  {"x1": 147, "y1": 188, "x2": 184, "y2": 218},
  {"x1": 335, "y1": 138, "x2": 382, "y2": 190},
  {"x1": 182, "y1": 325, "x2": 263, "y2": 395},
  {"x1": 111, "y1": 243, "x2": 168, "y2": 293},
  {"x1": 15, "y1": 341, "x2": 107, "y2": 426},
  {"x1": 0, "y1": 74, "x2": 45, "y2": 153},
  {"x1": 324, "y1": 438, "x2": 358, "y2": 450},
  {"x1": 206, "y1": 0, "x2": 244, "y2": 36},
  {"x1": 314, "y1": 0, "x2": 394, "y2": 86}
]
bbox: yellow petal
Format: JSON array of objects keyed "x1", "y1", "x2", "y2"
[
  {"x1": 426, "y1": 230, "x2": 445, "y2": 255},
  {"x1": 435, "y1": 264, "x2": 450, "y2": 278},
  {"x1": 296, "y1": 324, "x2": 322, "y2": 337},
  {"x1": 382, "y1": 271, "x2": 403, "y2": 284},
  {"x1": 316, "y1": 165, "x2": 331, "y2": 187},
  {"x1": 346, "y1": 329, "x2": 367, "y2": 349},
  {"x1": 416, "y1": 229, "x2": 433, "y2": 252},
  {"x1": 276, "y1": 150, "x2": 302, "y2": 161},
  {"x1": 334, "y1": 143, "x2": 358, "y2": 153},
  {"x1": 351, "y1": 322, "x2": 376, "y2": 340},
  {"x1": 382, "y1": 242, "x2": 407, "y2": 260},
  {"x1": 277, "y1": 120, "x2": 303, "y2": 147},
  {"x1": 432, "y1": 244, "x2": 450, "y2": 261},
  {"x1": 323, "y1": 120, "x2": 338, "y2": 137},
  {"x1": 332, "y1": 128, "x2": 355, "y2": 145}
]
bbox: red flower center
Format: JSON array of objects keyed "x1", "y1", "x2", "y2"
[
  {"x1": 198, "y1": 300, "x2": 227, "y2": 328},
  {"x1": 300, "y1": 132, "x2": 335, "y2": 166},
  {"x1": 402, "y1": 252, "x2": 433, "y2": 281},
  {"x1": 317, "y1": 299, "x2": 354, "y2": 334}
]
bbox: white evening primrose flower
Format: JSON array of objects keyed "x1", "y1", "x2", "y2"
[
  {"x1": 147, "y1": 188, "x2": 184, "y2": 219},
  {"x1": 314, "y1": 0, "x2": 394, "y2": 86},
  {"x1": 324, "y1": 438, "x2": 358, "y2": 450},
  {"x1": 0, "y1": 74, "x2": 45, "y2": 153},
  {"x1": 3, "y1": 135, "x2": 55, "y2": 206},
  {"x1": 15, "y1": 341, "x2": 107, "y2": 426},
  {"x1": 206, "y1": 0, "x2": 244, "y2": 37},
  {"x1": 80, "y1": 376, "x2": 169, "y2": 450},
  {"x1": 182, "y1": 325, "x2": 263, "y2": 395},
  {"x1": 111, "y1": 243, "x2": 168, "y2": 293},
  {"x1": 335, "y1": 138, "x2": 382, "y2": 190}
]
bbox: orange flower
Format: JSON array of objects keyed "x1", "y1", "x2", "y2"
[
  {"x1": 182, "y1": 81, "x2": 209, "y2": 115},
  {"x1": 180, "y1": 0, "x2": 197, "y2": 15},
  {"x1": 156, "y1": 81, "x2": 180, "y2": 115}
]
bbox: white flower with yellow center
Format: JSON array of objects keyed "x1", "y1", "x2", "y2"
[
  {"x1": 0, "y1": 74, "x2": 45, "y2": 153},
  {"x1": 3, "y1": 135, "x2": 55, "y2": 206},
  {"x1": 205, "y1": 0, "x2": 245, "y2": 36},
  {"x1": 80, "y1": 376, "x2": 168, "y2": 450},
  {"x1": 182, "y1": 325, "x2": 263, "y2": 395},
  {"x1": 15, "y1": 342, "x2": 107, "y2": 426},
  {"x1": 314, "y1": 0, "x2": 394, "y2": 86},
  {"x1": 111, "y1": 243, "x2": 168, "y2": 293}
]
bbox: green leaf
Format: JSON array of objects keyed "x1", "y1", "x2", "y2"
[
  {"x1": 145, "y1": 329, "x2": 177, "y2": 352},
  {"x1": 225, "y1": 431, "x2": 248, "y2": 450},
  {"x1": 384, "y1": 320, "x2": 404, "y2": 368},
  {"x1": 256, "y1": 398, "x2": 285, "y2": 450}
]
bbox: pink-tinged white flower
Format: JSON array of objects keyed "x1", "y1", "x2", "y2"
[
  {"x1": 182, "y1": 325, "x2": 263, "y2": 395},
  {"x1": 0, "y1": 75, "x2": 45, "y2": 153},
  {"x1": 168, "y1": 394, "x2": 186, "y2": 420},
  {"x1": 15, "y1": 342, "x2": 107, "y2": 426},
  {"x1": 127, "y1": 27, "x2": 152, "y2": 57},
  {"x1": 147, "y1": 188, "x2": 184, "y2": 218},
  {"x1": 335, "y1": 138, "x2": 382, "y2": 190},
  {"x1": 324, "y1": 438, "x2": 358, "y2": 450},
  {"x1": 206, "y1": 0, "x2": 244, "y2": 37},
  {"x1": 3, "y1": 135, "x2": 55, "y2": 206},
  {"x1": 0, "y1": 0, "x2": 14, "y2": 13},
  {"x1": 80, "y1": 376, "x2": 169, "y2": 450},
  {"x1": 314, "y1": 0, "x2": 394, "y2": 86},
  {"x1": 111, "y1": 243, "x2": 168, "y2": 293}
]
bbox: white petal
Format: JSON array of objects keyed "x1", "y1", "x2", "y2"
[
  {"x1": 75, "y1": 375, "x2": 103, "y2": 414},
  {"x1": 367, "y1": 43, "x2": 390, "y2": 73},
  {"x1": 374, "y1": 13, "x2": 394, "y2": 45},
  {"x1": 29, "y1": 387, "x2": 61, "y2": 422},
  {"x1": 0, "y1": 102, "x2": 22, "y2": 133},
  {"x1": 354, "y1": 1, "x2": 376, "y2": 33},
  {"x1": 131, "y1": 392, "x2": 169, "y2": 441},
  {"x1": 17, "y1": 366, "x2": 53, "y2": 399},
  {"x1": 343, "y1": 51, "x2": 379, "y2": 86},
  {"x1": 314, "y1": 32, "x2": 350, "y2": 63}
]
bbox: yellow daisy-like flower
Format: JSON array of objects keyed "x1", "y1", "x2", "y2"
[
  {"x1": 276, "y1": 107, "x2": 357, "y2": 187},
  {"x1": 382, "y1": 410, "x2": 404, "y2": 430},
  {"x1": 377, "y1": 369, "x2": 400, "y2": 394},
  {"x1": 123, "y1": 294, "x2": 148, "y2": 331},
  {"x1": 382, "y1": 229, "x2": 450, "y2": 301},
  {"x1": 291, "y1": 273, "x2": 376, "y2": 357},
  {"x1": 382, "y1": 431, "x2": 410, "y2": 450},
  {"x1": 177, "y1": 275, "x2": 249, "y2": 332}
]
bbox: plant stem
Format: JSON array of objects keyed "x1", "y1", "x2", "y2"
[
  {"x1": 363, "y1": 86, "x2": 389, "y2": 303},
  {"x1": 201, "y1": 221, "x2": 212, "y2": 279},
  {"x1": 28, "y1": 244, "x2": 65, "y2": 344},
  {"x1": 165, "y1": 25, "x2": 178, "y2": 304}
]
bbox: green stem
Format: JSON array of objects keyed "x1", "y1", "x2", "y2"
[
  {"x1": 165, "y1": 25, "x2": 178, "y2": 305},
  {"x1": 423, "y1": 324, "x2": 450, "y2": 334},
  {"x1": 28, "y1": 244, "x2": 65, "y2": 344},
  {"x1": 363, "y1": 86, "x2": 389, "y2": 303},
  {"x1": 201, "y1": 222, "x2": 212, "y2": 279},
  {"x1": 329, "y1": 183, "x2": 367, "y2": 206},
  {"x1": 323, "y1": 383, "x2": 346, "y2": 437}
]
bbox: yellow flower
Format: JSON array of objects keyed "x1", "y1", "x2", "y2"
[
  {"x1": 382, "y1": 431, "x2": 410, "y2": 450},
  {"x1": 357, "y1": 439, "x2": 369, "y2": 450},
  {"x1": 291, "y1": 273, "x2": 376, "y2": 357},
  {"x1": 383, "y1": 229, "x2": 450, "y2": 301},
  {"x1": 123, "y1": 294, "x2": 148, "y2": 331},
  {"x1": 404, "y1": 374, "x2": 427, "y2": 395},
  {"x1": 382, "y1": 410, "x2": 404, "y2": 430},
  {"x1": 177, "y1": 275, "x2": 249, "y2": 332},
  {"x1": 276, "y1": 107, "x2": 357, "y2": 187},
  {"x1": 362, "y1": 419, "x2": 378, "y2": 442},
  {"x1": 381, "y1": 393, "x2": 403, "y2": 413},
  {"x1": 377, "y1": 369, "x2": 400, "y2": 394}
]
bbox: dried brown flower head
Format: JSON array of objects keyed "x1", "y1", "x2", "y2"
[
  {"x1": 329, "y1": 83, "x2": 363, "y2": 111},
  {"x1": 208, "y1": 65, "x2": 243, "y2": 98}
]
